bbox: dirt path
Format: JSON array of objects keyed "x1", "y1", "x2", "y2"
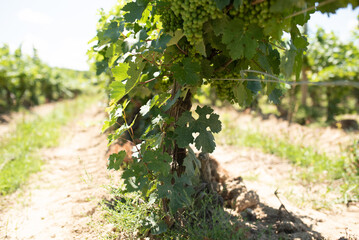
[
  {"x1": 213, "y1": 143, "x2": 359, "y2": 240},
  {"x1": 0, "y1": 103, "x2": 110, "y2": 240}
]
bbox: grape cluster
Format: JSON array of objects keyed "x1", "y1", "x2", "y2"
[
  {"x1": 210, "y1": 74, "x2": 238, "y2": 102},
  {"x1": 159, "y1": 8, "x2": 183, "y2": 32},
  {"x1": 229, "y1": 0, "x2": 273, "y2": 29},
  {"x1": 158, "y1": 0, "x2": 222, "y2": 46}
]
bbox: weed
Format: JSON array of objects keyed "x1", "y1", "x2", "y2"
[{"x1": 101, "y1": 187, "x2": 247, "y2": 240}]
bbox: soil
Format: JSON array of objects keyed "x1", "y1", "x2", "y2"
[
  {"x1": 0, "y1": 103, "x2": 111, "y2": 239},
  {"x1": 0, "y1": 103, "x2": 358, "y2": 240}
]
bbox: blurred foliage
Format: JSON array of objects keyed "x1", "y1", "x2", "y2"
[
  {"x1": 306, "y1": 28, "x2": 359, "y2": 122},
  {"x1": 0, "y1": 44, "x2": 94, "y2": 112},
  {"x1": 230, "y1": 25, "x2": 359, "y2": 125}
]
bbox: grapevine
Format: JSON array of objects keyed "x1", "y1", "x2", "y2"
[{"x1": 89, "y1": 0, "x2": 359, "y2": 236}]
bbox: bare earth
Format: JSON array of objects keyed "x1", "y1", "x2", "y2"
[
  {"x1": 0, "y1": 103, "x2": 111, "y2": 240},
  {"x1": 0, "y1": 104, "x2": 358, "y2": 239}
]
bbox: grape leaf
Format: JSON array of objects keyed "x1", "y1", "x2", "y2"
[
  {"x1": 247, "y1": 80, "x2": 262, "y2": 95},
  {"x1": 109, "y1": 81, "x2": 126, "y2": 102},
  {"x1": 167, "y1": 30, "x2": 185, "y2": 46},
  {"x1": 103, "y1": 21, "x2": 122, "y2": 43},
  {"x1": 106, "y1": 41, "x2": 123, "y2": 67},
  {"x1": 233, "y1": 0, "x2": 243, "y2": 9},
  {"x1": 112, "y1": 63, "x2": 129, "y2": 81},
  {"x1": 213, "y1": 0, "x2": 230, "y2": 10},
  {"x1": 158, "y1": 175, "x2": 194, "y2": 213},
  {"x1": 122, "y1": 162, "x2": 149, "y2": 193},
  {"x1": 122, "y1": 1, "x2": 148, "y2": 22},
  {"x1": 263, "y1": 19, "x2": 284, "y2": 40},
  {"x1": 201, "y1": 59, "x2": 214, "y2": 78},
  {"x1": 194, "y1": 105, "x2": 222, "y2": 134},
  {"x1": 96, "y1": 60, "x2": 108, "y2": 75},
  {"x1": 143, "y1": 150, "x2": 171, "y2": 176},
  {"x1": 151, "y1": 34, "x2": 172, "y2": 52},
  {"x1": 175, "y1": 106, "x2": 221, "y2": 153},
  {"x1": 172, "y1": 58, "x2": 201, "y2": 86},
  {"x1": 268, "y1": 88, "x2": 283, "y2": 105},
  {"x1": 281, "y1": 42, "x2": 297, "y2": 78},
  {"x1": 270, "y1": 0, "x2": 296, "y2": 12},
  {"x1": 126, "y1": 61, "x2": 146, "y2": 92},
  {"x1": 183, "y1": 148, "x2": 201, "y2": 177},
  {"x1": 195, "y1": 131, "x2": 215, "y2": 154},
  {"x1": 221, "y1": 20, "x2": 263, "y2": 60},
  {"x1": 108, "y1": 150, "x2": 126, "y2": 170},
  {"x1": 195, "y1": 40, "x2": 206, "y2": 57},
  {"x1": 233, "y1": 83, "x2": 247, "y2": 106}
]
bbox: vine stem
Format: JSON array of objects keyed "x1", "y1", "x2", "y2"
[
  {"x1": 176, "y1": 43, "x2": 187, "y2": 55},
  {"x1": 137, "y1": 54, "x2": 159, "y2": 66},
  {"x1": 122, "y1": 111, "x2": 141, "y2": 154},
  {"x1": 266, "y1": 40, "x2": 286, "y2": 51},
  {"x1": 214, "y1": 59, "x2": 234, "y2": 72},
  {"x1": 285, "y1": 0, "x2": 338, "y2": 19}
]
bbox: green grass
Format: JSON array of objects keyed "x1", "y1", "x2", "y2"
[
  {"x1": 100, "y1": 187, "x2": 246, "y2": 240},
  {"x1": 0, "y1": 94, "x2": 102, "y2": 195},
  {"x1": 218, "y1": 114, "x2": 359, "y2": 203}
]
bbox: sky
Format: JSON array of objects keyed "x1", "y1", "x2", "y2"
[
  {"x1": 0, "y1": 1, "x2": 358, "y2": 71},
  {"x1": 0, "y1": 0, "x2": 118, "y2": 70}
]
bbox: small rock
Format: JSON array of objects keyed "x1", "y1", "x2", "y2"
[
  {"x1": 235, "y1": 190, "x2": 260, "y2": 212},
  {"x1": 276, "y1": 221, "x2": 298, "y2": 234}
]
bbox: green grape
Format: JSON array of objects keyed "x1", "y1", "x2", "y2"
[
  {"x1": 158, "y1": 4, "x2": 183, "y2": 32},
  {"x1": 228, "y1": 0, "x2": 274, "y2": 32},
  {"x1": 157, "y1": 0, "x2": 222, "y2": 49},
  {"x1": 210, "y1": 73, "x2": 239, "y2": 102}
]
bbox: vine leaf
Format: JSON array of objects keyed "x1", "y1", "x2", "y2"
[
  {"x1": 107, "y1": 117, "x2": 137, "y2": 146},
  {"x1": 143, "y1": 150, "x2": 171, "y2": 176},
  {"x1": 109, "y1": 81, "x2": 126, "y2": 103},
  {"x1": 106, "y1": 42, "x2": 123, "y2": 67},
  {"x1": 167, "y1": 30, "x2": 185, "y2": 46},
  {"x1": 247, "y1": 80, "x2": 262, "y2": 95},
  {"x1": 195, "y1": 131, "x2": 215, "y2": 154},
  {"x1": 108, "y1": 150, "x2": 126, "y2": 170},
  {"x1": 175, "y1": 106, "x2": 221, "y2": 153},
  {"x1": 122, "y1": 1, "x2": 148, "y2": 22},
  {"x1": 194, "y1": 105, "x2": 222, "y2": 134},
  {"x1": 112, "y1": 63, "x2": 129, "y2": 81},
  {"x1": 183, "y1": 148, "x2": 201, "y2": 178},
  {"x1": 151, "y1": 34, "x2": 172, "y2": 52},
  {"x1": 222, "y1": 20, "x2": 263, "y2": 60},
  {"x1": 140, "y1": 93, "x2": 172, "y2": 116},
  {"x1": 110, "y1": 61, "x2": 146, "y2": 102},
  {"x1": 233, "y1": 0, "x2": 244, "y2": 9},
  {"x1": 195, "y1": 40, "x2": 206, "y2": 57},
  {"x1": 122, "y1": 162, "x2": 149, "y2": 193},
  {"x1": 103, "y1": 21, "x2": 123, "y2": 43},
  {"x1": 96, "y1": 60, "x2": 108, "y2": 75},
  {"x1": 158, "y1": 175, "x2": 194, "y2": 213},
  {"x1": 213, "y1": 0, "x2": 230, "y2": 10},
  {"x1": 233, "y1": 83, "x2": 247, "y2": 106},
  {"x1": 268, "y1": 88, "x2": 283, "y2": 105},
  {"x1": 172, "y1": 58, "x2": 201, "y2": 86},
  {"x1": 281, "y1": 42, "x2": 297, "y2": 78}
]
